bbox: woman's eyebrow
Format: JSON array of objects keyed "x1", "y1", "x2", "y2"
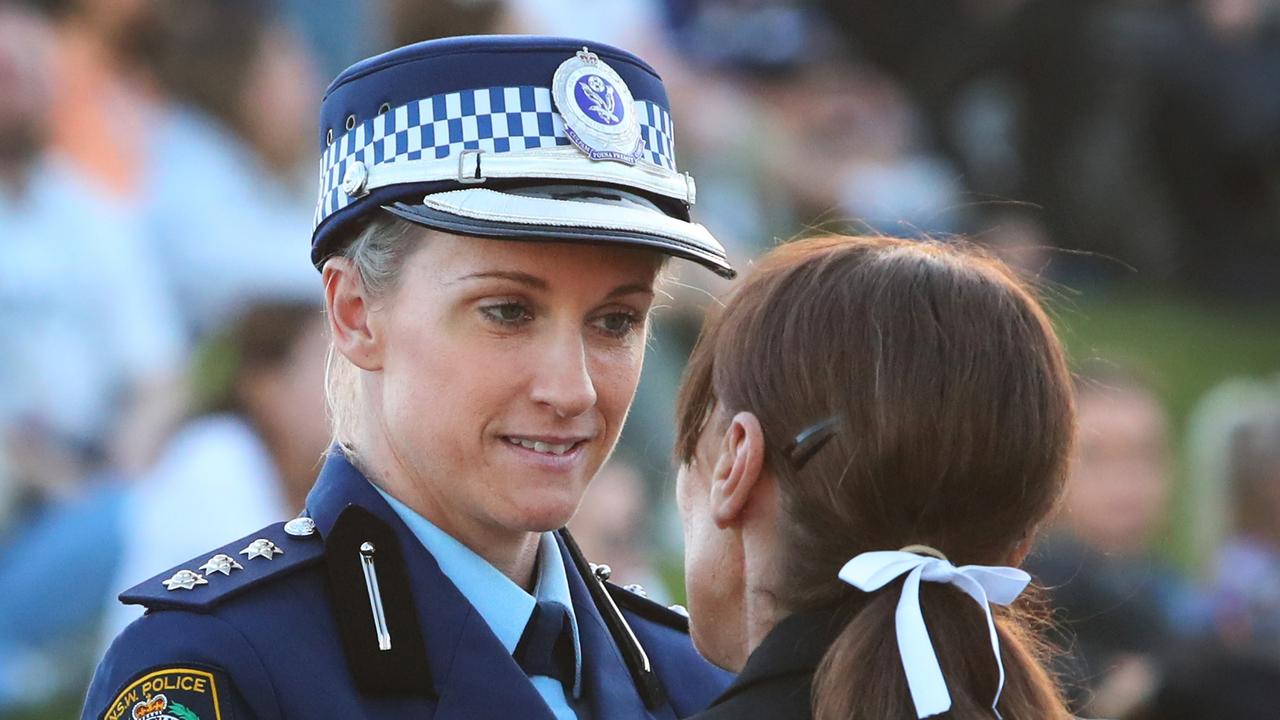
[
  {"x1": 605, "y1": 283, "x2": 655, "y2": 300},
  {"x1": 448, "y1": 272, "x2": 652, "y2": 300},
  {"x1": 449, "y1": 270, "x2": 548, "y2": 289}
]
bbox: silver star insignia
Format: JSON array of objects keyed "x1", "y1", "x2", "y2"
[
  {"x1": 198, "y1": 553, "x2": 244, "y2": 576},
  {"x1": 162, "y1": 569, "x2": 208, "y2": 591},
  {"x1": 239, "y1": 538, "x2": 284, "y2": 561},
  {"x1": 623, "y1": 583, "x2": 648, "y2": 598}
]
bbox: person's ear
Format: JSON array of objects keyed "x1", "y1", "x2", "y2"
[
  {"x1": 710, "y1": 411, "x2": 767, "y2": 529},
  {"x1": 323, "y1": 257, "x2": 383, "y2": 371}
]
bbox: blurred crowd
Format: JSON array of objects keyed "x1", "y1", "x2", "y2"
[{"x1": 1, "y1": 0, "x2": 1279, "y2": 716}]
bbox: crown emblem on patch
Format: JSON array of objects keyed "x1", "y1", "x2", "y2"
[{"x1": 130, "y1": 694, "x2": 186, "y2": 720}]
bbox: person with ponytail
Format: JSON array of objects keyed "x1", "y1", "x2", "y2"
[{"x1": 674, "y1": 235, "x2": 1076, "y2": 719}]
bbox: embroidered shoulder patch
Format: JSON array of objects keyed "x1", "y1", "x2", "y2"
[{"x1": 102, "y1": 666, "x2": 229, "y2": 720}]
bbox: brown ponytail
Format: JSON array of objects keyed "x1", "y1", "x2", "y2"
[
  {"x1": 676, "y1": 236, "x2": 1074, "y2": 719},
  {"x1": 811, "y1": 586, "x2": 1066, "y2": 719}
]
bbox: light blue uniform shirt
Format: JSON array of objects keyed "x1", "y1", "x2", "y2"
[{"x1": 375, "y1": 486, "x2": 584, "y2": 720}]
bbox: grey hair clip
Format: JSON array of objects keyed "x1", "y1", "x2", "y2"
[{"x1": 784, "y1": 415, "x2": 844, "y2": 468}]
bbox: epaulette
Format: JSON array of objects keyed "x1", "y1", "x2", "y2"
[
  {"x1": 120, "y1": 517, "x2": 325, "y2": 612},
  {"x1": 606, "y1": 581, "x2": 691, "y2": 633}
]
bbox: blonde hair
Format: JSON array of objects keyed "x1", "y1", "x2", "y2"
[{"x1": 323, "y1": 213, "x2": 421, "y2": 454}]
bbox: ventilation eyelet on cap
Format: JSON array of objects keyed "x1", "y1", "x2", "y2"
[
  {"x1": 377, "y1": 102, "x2": 391, "y2": 115},
  {"x1": 345, "y1": 114, "x2": 356, "y2": 131}
]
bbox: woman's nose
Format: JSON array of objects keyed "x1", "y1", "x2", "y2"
[{"x1": 529, "y1": 330, "x2": 598, "y2": 418}]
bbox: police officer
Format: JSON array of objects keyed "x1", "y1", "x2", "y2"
[{"x1": 83, "y1": 35, "x2": 734, "y2": 720}]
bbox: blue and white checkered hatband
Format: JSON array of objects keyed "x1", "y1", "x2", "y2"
[{"x1": 312, "y1": 85, "x2": 678, "y2": 229}]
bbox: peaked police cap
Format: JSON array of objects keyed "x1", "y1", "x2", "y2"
[{"x1": 310, "y1": 35, "x2": 734, "y2": 278}]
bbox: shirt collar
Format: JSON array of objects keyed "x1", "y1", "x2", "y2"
[{"x1": 373, "y1": 483, "x2": 583, "y2": 696}]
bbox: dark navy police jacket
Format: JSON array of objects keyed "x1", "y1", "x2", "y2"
[{"x1": 83, "y1": 452, "x2": 731, "y2": 719}]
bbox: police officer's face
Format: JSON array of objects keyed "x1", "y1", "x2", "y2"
[{"x1": 364, "y1": 232, "x2": 661, "y2": 538}]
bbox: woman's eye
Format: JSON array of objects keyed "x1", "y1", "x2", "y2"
[
  {"x1": 480, "y1": 302, "x2": 532, "y2": 326},
  {"x1": 592, "y1": 311, "x2": 640, "y2": 338}
]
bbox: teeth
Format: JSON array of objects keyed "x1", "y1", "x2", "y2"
[{"x1": 506, "y1": 437, "x2": 574, "y2": 455}]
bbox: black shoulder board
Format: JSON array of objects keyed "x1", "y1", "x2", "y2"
[
  {"x1": 606, "y1": 582, "x2": 691, "y2": 633},
  {"x1": 120, "y1": 519, "x2": 324, "y2": 612}
]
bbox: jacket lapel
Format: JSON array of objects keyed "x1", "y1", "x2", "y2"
[
  {"x1": 559, "y1": 534, "x2": 676, "y2": 720},
  {"x1": 307, "y1": 451, "x2": 556, "y2": 720}
]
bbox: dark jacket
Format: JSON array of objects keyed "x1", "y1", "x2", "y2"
[
  {"x1": 689, "y1": 606, "x2": 846, "y2": 720},
  {"x1": 83, "y1": 451, "x2": 731, "y2": 720}
]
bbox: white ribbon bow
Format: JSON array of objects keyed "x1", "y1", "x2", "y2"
[{"x1": 837, "y1": 551, "x2": 1031, "y2": 719}]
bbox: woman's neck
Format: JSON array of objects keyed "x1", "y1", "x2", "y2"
[
  {"x1": 730, "y1": 521, "x2": 788, "y2": 669},
  {"x1": 743, "y1": 582, "x2": 787, "y2": 666}
]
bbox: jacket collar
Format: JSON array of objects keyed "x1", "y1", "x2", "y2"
[
  {"x1": 557, "y1": 532, "x2": 676, "y2": 720},
  {"x1": 307, "y1": 450, "x2": 556, "y2": 719},
  {"x1": 306, "y1": 450, "x2": 673, "y2": 720},
  {"x1": 708, "y1": 604, "x2": 847, "y2": 709}
]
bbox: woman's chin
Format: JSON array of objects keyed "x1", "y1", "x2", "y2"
[{"x1": 488, "y1": 452, "x2": 599, "y2": 530}]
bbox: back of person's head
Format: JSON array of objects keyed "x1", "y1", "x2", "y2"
[{"x1": 676, "y1": 235, "x2": 1074, "y2": 719}]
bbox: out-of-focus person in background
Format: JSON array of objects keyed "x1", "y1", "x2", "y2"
[
  {"x1": 0, "y1": 2, "x2": 183, "y2": 525},
  {"x1": 0, "y1": 300, "x2": 325, "y2": 712},
  {"x1": 1027, "y1": 362, "x2": 1204, "y2": 718},
  {"x1": 98, "y1": 300, "x2": 330, "y2": 644},
  {"x1": 1123, "y1": 386, "x2": 1280, "y2": 720},
  {"x1": 128, "y1": 0, "x2": 321, "y2": 339},
  {"x1": 2, "y1": 3, "x2": 335, "y2": 710},
  {"x1": 34, "y1": 0, "x2": 155, "y2": 200},
  {"x1": 1206, "y1": 394, "x2": 1280, "y2": 656}
]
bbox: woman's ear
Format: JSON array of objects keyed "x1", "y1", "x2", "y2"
[
  {"x1": 323, "y1": 257, "x2": 383, "y2": 371},
  {"x1": 710, "y1": 411, "x2": 767, "y2": 529}
]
